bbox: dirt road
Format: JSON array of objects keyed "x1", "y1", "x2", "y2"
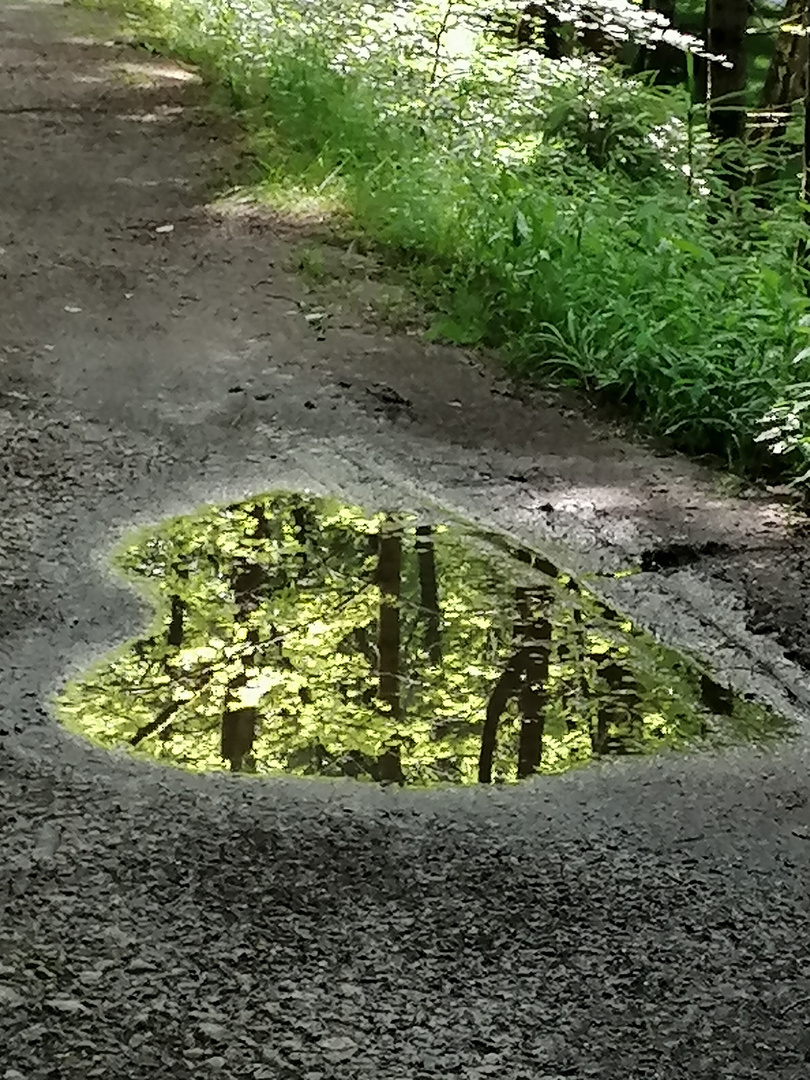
[{"x1": 3, "y1": 2, "x2": 810, "y2": 1077}]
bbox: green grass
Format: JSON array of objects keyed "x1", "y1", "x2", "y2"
[{"x1": 94, "y1": 0, "x2": 810, "y2": 479}]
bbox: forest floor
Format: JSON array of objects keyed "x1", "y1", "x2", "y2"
[{"x1": 4, "y1": 1, "x2": 810, "y2": 1077}]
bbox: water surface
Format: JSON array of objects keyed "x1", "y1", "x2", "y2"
[{"x1": 57, "y1": 491, "x2": 792, "y2": 784}]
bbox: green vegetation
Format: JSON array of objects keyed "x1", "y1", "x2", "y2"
[
  {"x1": 100, "y1": 0, "x2": 810, "y2": 479},
  {"x1": 56, "y1": 492, "x2": 789, "y2": 784}
]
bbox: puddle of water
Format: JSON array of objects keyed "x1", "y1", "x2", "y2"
[{"x1": 56, "y1": 491, "x2": 793, "y2": 786}]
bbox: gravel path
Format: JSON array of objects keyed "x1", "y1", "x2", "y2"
[{"x1": 3, "y1": 2, "x2": 810, "y2": 1077}]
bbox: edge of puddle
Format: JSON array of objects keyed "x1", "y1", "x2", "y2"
[{"x1": 4, "y1": 442, "x2": 809, "y2": 802}]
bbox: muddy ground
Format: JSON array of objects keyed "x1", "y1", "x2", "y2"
[{"x1": 3, "y1": 1, "x2": 810, "y2": 1077}]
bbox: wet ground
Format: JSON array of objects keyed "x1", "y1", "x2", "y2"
[{"x1": 4, "y1": 1, "x2": 810, "y2": 1077}]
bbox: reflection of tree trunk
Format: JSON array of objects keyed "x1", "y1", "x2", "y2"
[
  {"x1": 375, "y1": 523, "x2": 402, "y2": 721},
  {"x1": 375, "y1": 521, "x2": 403, "y2": 781},
  {"x1": 221, "y1": 700, "x2": 258, "y2": 772},
  {"x1": 700, "y1": 673, "x2": 733, "y2": 715},
  {"x1": 130, "y1": 665, "x2": 215, "y2": 746},
  {"x1": 516, "y1": 589, "x2": 552, "y2": 779},
  {"x1": 416, "y1": 525, "x2": 442, "y2": 665},
  {"x1": 593, "y1": 657, "x2": 642, "y2": 754},
  {"x1": 479, "y1": 652, "x2": 524, "y2": 785},
  {"x1": 221, "y1": 628, "x2": 259, "y2": 772},
  {"x1": 291, "y1": 500, "x2": 311, "y2": 568},
  {"x1": 479, "y1": 586, "x2": 552, "y2": 783},
  {"x1": 376, "y1": 742, "x2": 406, "y2": 784},
  {"x1": 592, "y1": 703, "x2": 609, "y2": 755},
  {"x1": 220, "y1": 508, "x2": 269, "y2": 772},
  {"x1": 337, "y1": 625, "x2": 378, "y2": 706},
  {"x1": 131, "y1": 698, "x2": 184, "y2": 747},
  {"x1": 167, "y1": 566, "x2": 188, "y2": 647},
  {"x1": 556, "y1": 585, "x2": 588, "y2": 733},
  {"x1": 250, "y1": 503, "x2": 271, "y2": 539},
  {"x1": 292, "y1": 504, "x2": 307, "y2": 543},
  {"x1": 167, "y1": 595, "x2": 184, "y2": 647}
]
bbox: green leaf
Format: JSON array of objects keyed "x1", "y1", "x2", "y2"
[
  {"x1": 512, "y1": 209, "x2": 531, "y2": 247},
  {"x1": 426, "y1": 316, "x2": 483, "y2": 345}
]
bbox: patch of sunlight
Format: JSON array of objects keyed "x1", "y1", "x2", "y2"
[
  {"x1": 209, "y1": 184, "x2": 347, "y2": 229},
  {"x1": 114, "y1": 60, "x2": 200, "y2": 83},
  {"x1": 118, "y1": 110, "x2": 181, "y2": 124},
  {"x1": 114, "y1": 176, "x2": 189, "y2": 188}
]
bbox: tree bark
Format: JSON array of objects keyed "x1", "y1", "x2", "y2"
[
  {"x1": 375, "y1": 523, "x2": 402, "y2": 722},
  {"x1": 166, "y1": 564, "x2": 188, "y2": 647},
  {"x1": 516, "y1": 589, "x2": 552, "y2": 780},
  {"x1": 752, "y1": 0, "x2": 806, "y2": 144},
  {"x1": 800, "y1": 0, "x2": 810, "y2": 270},
  {"x1": 220, "y1": 505, "x2": 272, "y2": 771},
  {"x1": 479, "y1": 586, "x2": 552, "y2": 783},
  {"x1": 221, "y1": 704, "x2": 257, "y2": 772},
  {"x1": 416, "y1": 525, "x2": 442, "y2": 666},
  {"x1": 593, "y1": 657, "x2": 642, "y2": 755},
  {"x1": 478, "y1": 651, "x2": 524, "y2": 784},
  {"x1": 635, "y1": 0, "x2": 685, "y2": 85},
  {"x1": 706, "y1": 0, "x2": 749, "y2": 145}
]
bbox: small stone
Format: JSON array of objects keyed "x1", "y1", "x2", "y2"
[
  {"x1": 45, "y1": 997, "x2": 86, "y2": 1014},
  {"x1": 128, "y1": 959, "x2": 155, "y2": 973},
  {"x1": 77, "y1": 971, "x2": 104, "y2": 985},
  {"x1": 0, "y1": 986, "x2": 24, "y2": 1008},
  {"x1": 199, "y1": 1022, "x2": 228, "y2": 1041},
  {"x1": 319, "y1": 1035, "x2": 357, "y2": 1058}
]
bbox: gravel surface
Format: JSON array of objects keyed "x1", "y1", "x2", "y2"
[{"x1": 3, "y1": 2, "x2": 810, "y2": 1077}]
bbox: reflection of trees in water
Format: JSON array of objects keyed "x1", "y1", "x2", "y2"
[
  {"x1": 416, "y1": 525, "x2": 442, "y2": 666},
  {"x1": 57, "y1": 493, "x2": 786, "y2": 785},
  {"x1": 479, "y1": 585, "x2": 552, "y2": 784},
  {"x1": 373, "y1": 519, "x2": 404, "y2": 784},
  {"x1": 220, "y1": 504, "x2": 269, "y2": 773}
]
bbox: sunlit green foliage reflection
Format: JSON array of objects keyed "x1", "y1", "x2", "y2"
[{"x1": 57, "y1": 492, "x2": 790, "y2": 784}]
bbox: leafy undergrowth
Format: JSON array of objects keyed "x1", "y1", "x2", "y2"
[{"x1": 96, "y1": 0, "x2": 810, "y2": 481}]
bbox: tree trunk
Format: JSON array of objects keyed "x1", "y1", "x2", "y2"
[
  {"x1": 555, "y1": 583, "x2": 589, "y2": 734},
  {"x1": 635, "y1": 0, "x2": 685, "y2": 85},
  {"x1": 375, "y1": 522, "x2": 402, "y2": 722},
  {"x1": 803, "y1": 0, "x2": 810, "y2": 227},
  {"x1": 752, "y1": 0, "x2": 806, "y2": 143},
  {"x1": 516, "y1": 588, "x2": 552, "y2": 780},
  {"x1": 593, "y1": 657, "x2": 642, "y2": 755},
  {"x1": 219, "y1": 506, "x2": 272, "y2": 771},
  {"x1": 706, "y1": 0, "x2": 749, "y2": 146},
  {"x1": 479, "y1": 585, "x2": 552, "y2": 783},
  {"x1": 221, "y1": 704, "x2": 257, "y2": 772},
  {"x1": 478, "y1": 650, "x2": 524, "y2": 784},
  {"x1": 416, "y1": 525, "x2": 442, "y2": 665},
  {"x1": 166, "y1": 564, "x2": 188, "y2": 647}
]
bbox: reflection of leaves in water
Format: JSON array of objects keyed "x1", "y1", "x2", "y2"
[{"x1": 56, "y1": 492, "x2": 792, "y2": 785}]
